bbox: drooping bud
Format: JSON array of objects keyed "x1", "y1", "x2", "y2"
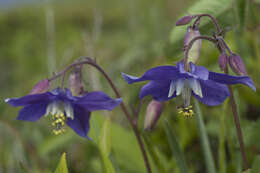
[
  {"x1": 144, "y1": 100, "x2": 163, "y2": 131},
  {"x1": 228, "y1": 53, "x2": 248, "y2": 76},
  {"x1": 218, "y1": 52, "x2": 228, "y2": 71},
  {"x1": 30, "y1": 79, "x2": 50, "y2": 94},
  {"x1": 184, "y1": 27, "x2": 202, "y2": 64},
  {"x1": 68, "y1": 65, "x2": 84, "y2": 96},
  {"x1": 176, "y1": 15, "x2": 193, "y2": 26}
]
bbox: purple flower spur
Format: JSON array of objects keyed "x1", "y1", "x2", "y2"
[
  {"x1": 5, "y1": 88, "x2": 122, "y2": 138},
  {"x1": 122, "y1": 62, "x2": 255, "y2": 117}
]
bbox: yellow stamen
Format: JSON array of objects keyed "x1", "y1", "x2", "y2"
[
  {"x1": 52, "y1": 112, "x2": 67, "y2": 135},
  {"x1": 178, "y1": 105, "x2": 194, "y2": 117}
]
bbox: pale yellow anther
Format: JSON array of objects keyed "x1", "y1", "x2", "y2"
[
  {"x1": 51, "y1": 111, "x2": 68, "y2": 136},
  {"x1": 178, "y1": 105, "x2": 194, "y2": 118}
]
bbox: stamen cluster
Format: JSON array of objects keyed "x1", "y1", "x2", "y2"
[
  {"x1": 51, "y1": 112, "x2": 67, "y2": 135},
  {"x1": 178, "y1": 106, "x2": 194, "y2": 117}
]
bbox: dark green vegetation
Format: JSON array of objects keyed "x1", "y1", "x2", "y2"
[{"x1": 1, "y1": 0, "x2": 260, "y2": 172}]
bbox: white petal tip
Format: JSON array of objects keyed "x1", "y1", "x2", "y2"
[{"x1": 4, "y1": 98, "x2": 10, "y2": 103}]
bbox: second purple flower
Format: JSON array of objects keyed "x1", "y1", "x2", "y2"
[{"x1": 122, "y1": 62, "x2": 255, "y2": 116}]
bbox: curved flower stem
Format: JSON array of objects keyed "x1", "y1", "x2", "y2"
[
  {"x1": 49, "y1": 57, "x2": 152, "y2": 173},
  {"x1": 183, "y1": 35, "x2": 216, "y2": 70},
  {"x1": 224, "y1": 68, "x2": 249, "y2": 170},
  {"x1": 217, "y1": 37, "x2": 233, "y2": 55},
  {"x1": 193, "y1": 14, "x2": 222, "y2": 34}
]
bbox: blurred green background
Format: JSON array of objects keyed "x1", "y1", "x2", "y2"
[{"x1": 0, "y1": 0, "x2": 260, "y2": 172}]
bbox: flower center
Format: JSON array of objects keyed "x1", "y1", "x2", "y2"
[
  {"x1": 45, "y1": 101, "x2": 74, "y2": 135},
  {"x1": 178, "y1": 105, "x2": 194, "y2": 117},
  {"x1": 51, "y1": 112, "x2": 67, "y2": 135}
]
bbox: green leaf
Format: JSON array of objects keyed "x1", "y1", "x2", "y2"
[
  {"x1": 99, "y1": 117, "x2": 112, "y2": 157},
  {"x1": 163, "y1": 119, "x2": 188, "y2": 173},
  {"x1": 98, "y1": 117, "x2": 115, "y2": 173},
  {"x1": 251, "y1": 155, "x2": 260, "y2": 173},
  {"x1": 55, "y1": 153, "x2": 69, "y2": 173},
  {"x1": 170, "y1": 0, "x2": 233, "y2": 51},
  {"x1": 194, "y1": 100, "x2": 217, "y2": 173}
]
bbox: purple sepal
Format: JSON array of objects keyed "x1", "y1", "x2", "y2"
[
  {"x1": 176, "y1": 15, "x2": 193, "y2": 26},
  {"x1": 66, "y1": 105, "x2": 91, "y2": 139},
  {"x1": 228, "y1": 53, "x2": 248, "y2": 76}
]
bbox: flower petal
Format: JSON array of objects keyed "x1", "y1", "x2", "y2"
[
  {"x1": 208, "y1": 71, "x2": 256, "y2": 91},
  {"x1": 122, "y1": 66, "x2": 178, "y2": 84},
  {"x1": 140, "y1": 80, "x2": 176, "y2": 101},
  {"x1": 191, "y1": 63, "x2": 209, "y2": 80},
  {"x1": 193, "y1": 80, "x2": 230, "y2": 106},
  {"x1": 168, "y1": 81, "x2": 176, "y2": 98},
  {"x1": 188, "y1": 78, "x2": 203, "y2": 98},
  {"x1": 16, "y1": 102, "x2": 48, "y2": 121},
  {"x1": 75, "y1": 91, "x2": 122, "y2": 111},
  {"x1": 66, "y1": 105, "x2": 91, "y2": 139},
  {"x1": 177, "y1": 62, "x2": 208, "y2": 79},
  {"x1": 176, "y1": 79, "x2": 185, "y2": 96},
  {"x1": 5, "y1": 93, "x2": 53, "y2": 107}
]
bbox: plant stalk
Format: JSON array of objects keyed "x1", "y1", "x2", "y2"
[
  {"x1": 224, "y1": 68, "x2": 249, "y2": 170},
  {"x1": 193, "y1": 14, "x2": 222, "y2": 34}
]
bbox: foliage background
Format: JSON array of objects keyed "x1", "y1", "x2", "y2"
[{"x1": 0, "y1": 0, "x2": 260, "y2": 172}]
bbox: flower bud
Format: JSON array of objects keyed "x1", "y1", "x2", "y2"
[
  {"x1": 228, "y1": 53, "x2": 248, "y2": 76},
  {"x1": 218, "y1": 52, "x2": 228, "y2": 71},
  {"x1": 30, "y1": 79, "x2": 50, "y2": 94},
  {"x1": 68, "y1": 66, "x2": 84, "y2": 96},
  {"x1": 144, "y1": 100, "x2": 163, "y2": 131},
  {"x1": 184, "y1": 27, "x2": 201, "y2": 64},
  {"x1": 176, "y1": 15, "x2": 193, "y2": 26}
]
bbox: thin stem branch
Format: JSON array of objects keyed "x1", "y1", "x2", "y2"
[
  {"x1": 184, "y1": 35, "x2": 216, "y2": 70},
  {"x1": 224, "y1": 68, "x2": 249, "y2": 170},
  {"x1": 218, "y1": 37, "x2": 233, "y2": 55},
  {"x1": 49, "y1": 58, "x2": 152, "y2": 173},
  {"x1": 193, "y1": 14, "x2": 222, "y2": 34}
]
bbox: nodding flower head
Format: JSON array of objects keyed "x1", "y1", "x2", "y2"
[
  {"x1": 228, "y1": 53, "x2": 248, "y2": 76},
  {"x1": 144, "y1": 100, "x2": 163, "y2": 130},
  {"x1": 122, "y1": 61, "x2": 255, "y2": 117},
  {"x1": 184, "y1": 27, "x2": 202, "y2": 64},
  {"x1": 30, "y1": 79, "x2": 50, "y2": 95},
  {"x1": 176, "y1": 15, "x2": 194, "y2": 26},
  {"x1": 5, "y1": 88, "x2": 122, "y2": 138},
  {"x1": 218, "y1": 52, "x2": 228, "y2": 71}
]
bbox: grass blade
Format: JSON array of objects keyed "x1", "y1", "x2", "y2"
[
  {"x1": 218, "y1": 100, "x2": 228, "y2": 173},
  {"x1": 194, "y1": 100, "x2": 216, "y2": 173},
  {"x1": 163, "y1": 119, "x2": 188, "y2": 173}
]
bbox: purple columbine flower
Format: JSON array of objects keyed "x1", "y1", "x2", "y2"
[
  {"x1": 5, "y1": 88, "x2": 122, "y2": 138},
  {"x1": 122, "y1": 62, "x2": 255, "y2": 116}
]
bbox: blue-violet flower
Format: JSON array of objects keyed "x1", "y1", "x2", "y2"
[
  {"x1": 5, "y1": 88, "x2": 122, "y2": 138},
  {"x1": 122, "y1": 62, "x2": 255, "y2": 117}
]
